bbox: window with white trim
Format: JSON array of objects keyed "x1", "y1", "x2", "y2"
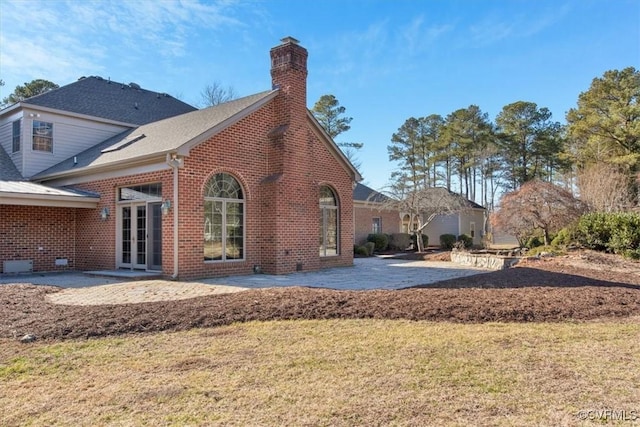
[
  {"x1": 32, "y1": 120, "x2": 53, "y2": 152},
  {"x1": 204, "y1": 173, "x2": 244, "y2": 261},
  {"x1": 319, "y1": 185, "x2": 339, "y2": 256},
  {"x1": 12, "y1": 119, "x2": 21, "y2": 152},
  {"x1": 372, "y1": 217, "x2": 382, "y2": 234}
]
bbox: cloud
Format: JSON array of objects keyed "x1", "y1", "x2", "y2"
[
  {"x1": 468, "y1": 3, "x2": 572, "y2": 47},
  {"x1": 0, "y1": 0, "x2": 248, "y2": 91},
  {"x1": 401, "y1": 15, "x2": 453, "y2": 54}
]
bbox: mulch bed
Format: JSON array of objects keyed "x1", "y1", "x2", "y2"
[{"x1": 2, "y1": 252, "x2": 640, "y2": 341}]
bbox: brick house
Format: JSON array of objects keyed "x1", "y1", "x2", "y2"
[
  {"x1": 0, "y1": 37, "x2": 361, "y2": 279},
  {"x1": 353, "y1": 183, "x2": 486, "y2": 248},
  {"x1": 353, "y1": 183, "x2": 401, "y2": 244}
]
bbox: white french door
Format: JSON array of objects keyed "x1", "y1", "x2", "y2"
[{"x1": 118, "y1": 202, "x2": 162, "y2": 270}]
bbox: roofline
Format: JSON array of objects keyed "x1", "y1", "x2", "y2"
[
  {"x1": 176, "y1": 90, "x2": 279, "y2": 156},
  {"x1": 306, "y1": 110, "x2": 362, "y2": 182},
  {"x1": 16, "y1": 103, "x2": 139, "y2": 127},
  {"x1": 34, "y1": 90, "x2": 280, "y2": 183},
  {"x1": 34, "y1": 154, "x2": 168, "y2": 183},
  {"x1": 0, "y1": 102, "x2": 21, "y2": 116},
  {"x1": 0, "y1": 192, "x2": 100, "y2": 208}
]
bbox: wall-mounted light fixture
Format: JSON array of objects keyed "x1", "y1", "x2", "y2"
[
  {"x1": 28, "y1": 113, "x2": 41, "y2": 118},
  {"x1": 100, "y1": 207, "x2": 110, "y2": 221},
  {"x1": 161, "y1": 199, "x2": 171, "y2": 216}
]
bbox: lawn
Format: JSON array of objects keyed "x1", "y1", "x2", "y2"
[{"x1": 1, "y1": 319, "x2": 639, "y2": 426}]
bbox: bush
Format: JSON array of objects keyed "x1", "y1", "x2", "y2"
[
  {"x1": 354, "y1": 245, "x2": 369, "y2": 257},
  {"x1": 525, "y1": 235, "x2": 544, "y2": 249},
  {"x1": 551, "y1": 226, "x2": 576, "y2": 247},
  {"x1": 607, "y1": 213, "x2": 640, "y2": 255},
  {"x1": 577, "y1": 212, "x2": 640, "y2": 258},
  {"x1": 364, "y1": 241, "x2": 376, "y2": 256},
  {"x1": 367, "y1": 233, "x2": 389, "y2": 252},
  {"x1": 457, "y1": 234, "x2": 473, "y2": 249},
  {"x1": 440, "y1": 234, "x2": 456, "y2": 250},
  {"x1": 388, "y1": 233, "x2": 412, "y2": 251},
  {"x1": 577, "y1": 212, "x2": 611, "y2": 251},
  {"x1": 411, "y1": 233, "x2": 429, "y2": 250}
]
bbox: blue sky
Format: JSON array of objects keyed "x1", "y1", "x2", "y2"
[{"x1": 1, "y1": 0, "x2": 638, "y2": 191}]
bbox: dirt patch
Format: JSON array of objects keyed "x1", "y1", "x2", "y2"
[{"x1": 2, "y1": 251, "x2": 639, "y2": 341}]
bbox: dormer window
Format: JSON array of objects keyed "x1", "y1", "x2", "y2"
[
  {"x1": 32, "y1": 120, "x2": 53, "y2": 152},
  {"x1": 12, "y1": 119, "x2": 21, "y2": 153}
]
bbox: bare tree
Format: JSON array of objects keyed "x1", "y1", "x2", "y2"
[
  {"x1": 491, "y1": 180, "x2": 587, "y2": 246},
  {"x1": 378, "y1": 182, "x2": 471, "y2": 252},
  {"x1": 200, "y1": 81, "x2": 237, "y2": 107},
  {"x1": 577, "y1": 162, "x2": 635, "y2": 212}
]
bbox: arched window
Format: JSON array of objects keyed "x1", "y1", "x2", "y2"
[
  {"x1": 319, "y1": 185, "x2": 339, "y2": 256},
  {"x1": 402, "y1": 214, "x2": 419, "y2": 234},
  {"x1": 204, "y1": 173, "x2": 244, "y2": 261}
]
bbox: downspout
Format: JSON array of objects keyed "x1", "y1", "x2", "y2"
[{"x1": 167, "y1": 153, "x2": 182, "y2": 279}]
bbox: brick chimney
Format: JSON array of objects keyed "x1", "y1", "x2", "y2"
[
  {"x1": 270, "y1": 36, "x2": 308, "y2": 122},
  {"x1": 266, "y1": 37, "x2": 318, "y2": 274}
]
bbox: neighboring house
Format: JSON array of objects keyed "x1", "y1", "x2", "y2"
[
  {"x1": 353, "y1": 184, "x2": 486, "y2": 248},
  {"x1": 353, "y1": 183, "x2": 401, "y2": 244},
  {"x1": 0, "y1": 37, "x2": 361, "y2": 278}
]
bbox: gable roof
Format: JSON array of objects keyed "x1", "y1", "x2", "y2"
[
  {"x1": 34, "y1": 90, "x2": 279, "y2": 180},
  {"x1": 13, "y1": 76, "x2": 196, "y2": 125},
  {"x1": 353, "y1": 183, "x2": 391, "y2": 203},
  {"x1": 420, "y1": 187, "x2": 486, "y2": 210},
  {"x1": 0, "y1": 147, "x2": 23, "y2": 181}
]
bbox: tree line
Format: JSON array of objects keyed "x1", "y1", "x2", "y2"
[{"x1": 387, "y1": 67, "x2": 639, "y2": 213}]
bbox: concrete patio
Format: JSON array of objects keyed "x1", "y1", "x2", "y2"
[{"x1": 0, "y1": 256, "x2": 491, "y2": 306}]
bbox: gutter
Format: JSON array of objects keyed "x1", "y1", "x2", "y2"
[{"x1": 166, "y1": 153, "x2": 183, "y2": 279}]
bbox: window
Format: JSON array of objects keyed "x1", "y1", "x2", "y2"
[
  {"x1": 119, "y1": 183, "x2": 162, "y2": 201},
  {"x1": 372, "y1": 217, "x2": 382, "y2": 234},
  {"x1": 204, "y1": 173, "x2": 244, "y2": 261},
  {"x1": 319, "y1": 185, "x2": 339, "y2": 256},
  {"x1": 12, "y1": 119, "x2": 21, "y2": 152},
  {"x1": 32, "y1": 120, "x2": 53, "y2": 152},
  {"x1": 402, "y1": 214, "x2": 418, "y2": 233},
  {"x1": 470, "y1": 222, "x2": 476, "y2": 238}
]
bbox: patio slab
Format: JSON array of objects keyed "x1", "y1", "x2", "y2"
[{"x1": 0, "y1": 257, "x2": 491, "y2": 305}]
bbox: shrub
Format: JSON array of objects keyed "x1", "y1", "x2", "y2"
[
  {"x1": 607, "y1": 212, "x2": 640, "y2": 256},
  {"x1": 388, "y1": 233, "x2": 412, "y2": 251},
  {"x1": 354, "y1": 245, "x2": 369, "y2": 257},
  {"x1": 551, "y1": 226, "x2": 575, "y2": 247},
  {"x1": 525, "y1": 235, "x2": 544, "y2": 249},
  {"x1": 367, "y1": 233, "x2": 389, "y2": 252},
  {"x1": 364, "y1": 241, "x2": 376, "y2": 256},
  {"x1": 440, "y1": 234, "x2": 456, "y2": 250},
  {"x1": 457, "y1": 234, "x2": 473, "y2": 249},
  {"x1": 410, "y1": 233, "x2": 429, "y2": 250},
  {"x1": 577, "y1": 212, "x2": 611, "y2": 251},
  {"x1": 577, "y1": 212, "x2": 640, "y2": 258}
]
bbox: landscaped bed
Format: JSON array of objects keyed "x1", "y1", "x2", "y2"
[{"x1": 1, "y1": 250, "x2": 639, "y2": 341}]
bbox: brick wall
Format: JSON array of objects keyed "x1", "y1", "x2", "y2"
[
  {"x1": 354, "y1": 204, "x2": 402, "y2": 245},
  {"x1": 73, "y1": 170, "x2": 173, "y2": 273},
  {"x1": 0, "y1": 204, "x2": 76, "y2": 273}
]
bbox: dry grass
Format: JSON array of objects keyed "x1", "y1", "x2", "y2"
[{"x1": 1, "y1": 319, "x2": 639, "y2": 426}]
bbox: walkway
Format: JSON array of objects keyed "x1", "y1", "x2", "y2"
[{"x1": 0, "y1": 257, "x2": 489, "y2": 306}]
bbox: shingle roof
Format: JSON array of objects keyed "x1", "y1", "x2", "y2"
[
  {"x1": 0, "y1": 146, "x2": 23, "y2": 180},
  {"x1": 21, "y1": 76, "x2": 196, "y2": 125},
  {"x1": 34, "y1": 90, "x2": 278, "y2": 179},
  {"x1": 422, "y1": 187, "x2": 486, "y2": 209},
  {"x1": 0, "y1": 181, "x2": 99, "y2": 198},
  {"x1": 353, "y1": 183, "x2": 391, "y2": 203}
]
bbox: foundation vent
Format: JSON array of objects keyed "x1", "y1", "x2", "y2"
[{"x1": 3, "y1": 260, "x2": 33, "y2": 274}]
